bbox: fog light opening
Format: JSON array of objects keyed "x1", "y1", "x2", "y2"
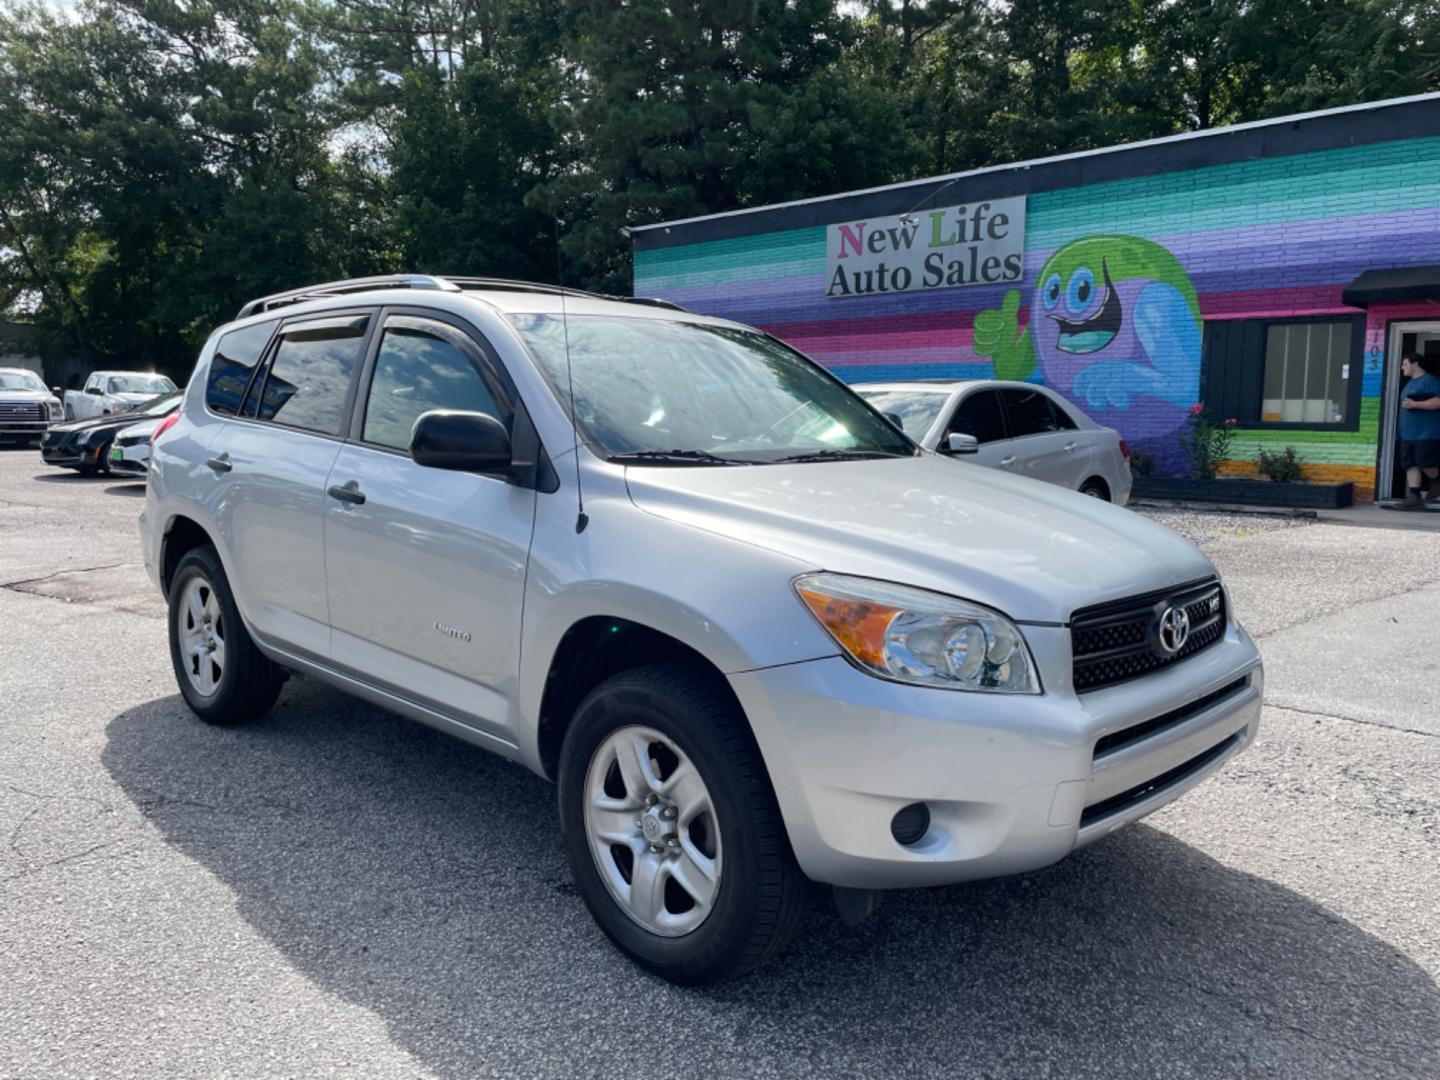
[{"x1": 890, "y1": 802, "x2": 931, "y2": 847}]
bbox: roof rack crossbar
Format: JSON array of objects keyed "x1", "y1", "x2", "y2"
[{"x1": 236, "y1": 274, "x2": 460, "y2": 320}]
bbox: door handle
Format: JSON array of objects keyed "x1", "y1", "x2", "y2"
[
  {"x1": 327, "y1": 482, "x2": 366, "y2": 506},
  {"x1": 1063, "y1": 442, "x2": 1080, "y2": 452},
  {"x1": 205, "y1": 454, "x2": 232, "y2": 473},
  {"x1": 999, "y1": 455, "x2": 1018, "y2": 467}
]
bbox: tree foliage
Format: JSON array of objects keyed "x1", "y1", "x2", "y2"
[{"x1": 1, "y1": 0, "x2": 1437, "y2": 374}]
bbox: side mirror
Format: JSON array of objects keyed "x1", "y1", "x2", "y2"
[
  {"x1": 945, "y1": 432, "x2": 979, "y2": 455},
  {"x1": 51, "y1": 387, "x2": 63, "y2": 398},
  {"x1": 881, "y1": 411, "x2": 905, "y2": 431},
  {"x1": 410, "y1": 410, "x2": 512, "y2": 475},
  {"x1": 85, "y1": 386, "x2": 103, "y2": 395}
]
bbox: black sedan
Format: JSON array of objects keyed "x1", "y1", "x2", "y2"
[{"x1": 40, "y1": 392, "x2": 181, "y2": 474}]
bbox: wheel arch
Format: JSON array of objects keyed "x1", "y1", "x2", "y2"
[
  {"x1": 160, "y1": 513, "x2": 219, "y2": 595},
  {"x1": 535, "y1": 616, "x2": 752, "y2": 783}
]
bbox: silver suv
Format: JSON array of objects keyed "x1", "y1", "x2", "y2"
[{"x1": 142, "y1": 275, "x2": 1263, "y2": 983}]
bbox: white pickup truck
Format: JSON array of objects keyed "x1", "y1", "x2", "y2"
[{"x1": 62, "y1": 370, "x2": 178, "y2": 421}]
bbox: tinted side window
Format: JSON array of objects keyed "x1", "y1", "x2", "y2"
[
  {"x1": 950, "y1": 390, "x2": 1007, "y2": 443},
  {"x1": 255, "y1": 316, "x2": 368, "y2": 435},
  {"x1": 362, "y1": 319, "x2": 505, "y2": 451},
  {"x1": 1001, "y1": 388, "x2": 1065, "y2": 437},
  {"x1": 206, "y1": 321, "x2": 276, "y2": 416}
]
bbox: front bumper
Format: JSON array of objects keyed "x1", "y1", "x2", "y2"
[
  {"x1": 41, "y1": 440, "x2": 103, "y2": 469},
  {"x1": 0, "y1": 423, "x2": 48, "y2": 442},
  {"x1": 728, "y1": 622, "x2": 1261, "y2": 889}
]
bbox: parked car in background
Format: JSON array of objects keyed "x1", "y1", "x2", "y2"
[
  {"x1": 109, "y1": 413, "x2": 168, "y2": 477},
  {"x1": 42, "y1": 391, "x2": 181, "y2": 474},
  {"x1": 0, "y1": 367, "x2": 63, "y2": 447},
  {"x1": 61, "y1": 370, "x2": 177, "y2": 421},
  {"x1": 854, "y1": 379, "x2": 1132, "y2": 504},
  {"x1": 142, "y1": 274, "x2": 1260, "y2": 985}
]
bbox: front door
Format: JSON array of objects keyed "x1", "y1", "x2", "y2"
[
  {"x1": 1382, "y1": 322, "x2": 1440, "y2": 499},
  {"x1": 323, "y1": 312, "x2": 537, "y2": 740}
]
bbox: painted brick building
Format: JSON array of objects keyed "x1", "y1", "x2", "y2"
[{"x1": 631, "y1": 93, "x2": 1440, "y2": 501}]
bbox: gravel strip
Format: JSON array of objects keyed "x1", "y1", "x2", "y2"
[{"x1": 1135, "y1": 507, "x2": 1315, "y2": 547}]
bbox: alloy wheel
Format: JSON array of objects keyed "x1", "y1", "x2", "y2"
[
  {"x1": 583, "y1": 725, "x2": 722, "y2": 937},
  {"x1": 177, "y1": 576, "x2": 226, "y2": 697}
]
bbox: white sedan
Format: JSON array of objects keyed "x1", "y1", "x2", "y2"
[
  {"x1": 854, "y1": 379, "x2": 1133, "y2": 504},
  {"x1": 108, "y1": 413, "x2": 168, "y2": 477}
]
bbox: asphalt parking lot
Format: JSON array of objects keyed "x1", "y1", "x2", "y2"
[{"x1": 2, "y1": 447, "x2": 1438, "y2": 1080}]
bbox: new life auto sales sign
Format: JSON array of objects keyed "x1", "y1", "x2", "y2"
[{"x1": 825, "y1": 196, "x2": 1027, "y2": 298}]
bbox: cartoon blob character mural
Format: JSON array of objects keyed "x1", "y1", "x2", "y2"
[{"x1": 973, "y1": 235, "x2": 1202, "y2": 472}]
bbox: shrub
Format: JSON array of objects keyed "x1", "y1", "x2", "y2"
[
  {"x1": 1177, "y1": 404, "x2": 1238, "y2": 479},
  {"x1": 1256, "y1": 446, "x2": 1306, "y2": 483},
  {"x1": 1129, "y1": 450, "x2": 1155, "y2": 477}
]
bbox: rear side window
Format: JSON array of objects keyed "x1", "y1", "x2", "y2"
[
  {"x1": 1001, "y1": 388, "x2": 1074, "y2": 437},
  {"x1": 362, "y1": 317, "x2": 505, "y2": 451},
  {"x1": 254, "y1": 315, "x2": 368, "y2": 435},
  {"x1": 949, "y1": 390, "x2": 1007, "y2": 443},
  {"x1": 206, "y1": 322, "x2": 276, "y2": 416}
]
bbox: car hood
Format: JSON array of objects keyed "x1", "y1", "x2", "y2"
[
  {"x1": 624, "y1": 454, "x2": 1215, "y2": 624},
  {"x1": 49, "y1": 410, "x2": 153, "y2": 436},
  {"x1": 0, "y1": 389, "x2": 57, "y2": 405}
]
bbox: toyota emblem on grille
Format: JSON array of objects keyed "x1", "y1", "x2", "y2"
[{"x1": 1157, "y1": 605, "x2": 1191, "y2": 655}]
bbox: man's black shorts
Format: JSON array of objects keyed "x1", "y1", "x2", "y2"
[{"x1": 1400, "y1": 439, "x2": 1440, "y2": 469}]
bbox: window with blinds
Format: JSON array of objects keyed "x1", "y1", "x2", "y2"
[{"x1": 1260, "y1": 322, "x2": 1351, "y2": 424}]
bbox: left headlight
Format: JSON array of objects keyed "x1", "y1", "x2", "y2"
[
  {"x1": 47, "y1": 401, "x2": 61, "y2": 420},
  {"x1": 794, "y1": 573, "x2": 1040, "y2": 694}
]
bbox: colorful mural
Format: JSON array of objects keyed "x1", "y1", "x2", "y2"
[
  {"x1": 633, "y1": 131, "x2": 1440, "y2": 499},
  {"x1": 974, "y1": 236, "x2": 1202, "y2": 472}
]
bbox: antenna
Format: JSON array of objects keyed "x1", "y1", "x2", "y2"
[
  {"x1": 897, "y1": 176, "x2": 963, "y2": 228},
  {"x1": 554, "y1": 215, "x2": 588, "y2": 534}
]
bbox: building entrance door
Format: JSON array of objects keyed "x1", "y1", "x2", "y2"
[{"x1": 1382, "y1": 322, "x2": 1440, "y2": 500}]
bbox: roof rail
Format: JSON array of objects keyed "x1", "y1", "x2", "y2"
[
  {"x1": 611, "y1": 295, "x2": 688, "y2": 313},
  {"x1": 444, "y1": 276, "x2": 606, "y2": 301},
  {"x1": 235, "y1": 274, "x2": 460, "y2": 320},
  {"x1": 235, "y1": 273, "x2": 688, "y2": 321}
]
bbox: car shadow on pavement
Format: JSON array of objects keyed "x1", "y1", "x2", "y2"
[
  {"x1": 31, "y1": 471, "x2": 115, "y2": 482},
  {"x1": 103, "y1": 482, "x2": 146, "y2": 496},
  {"x1": 103, "y1": 680, "x2": 1440, "y2": 1080}
]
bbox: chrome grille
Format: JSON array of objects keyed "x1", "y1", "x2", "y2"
[
  {"x1": 1071, "y1": 579, "x2": 1225, "y2": 692},
  {"x1": 0, "y1": 402, "x2": 46, "y2": 420}
]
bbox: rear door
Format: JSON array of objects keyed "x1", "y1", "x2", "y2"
[
  {"x1": 204, "y1": 310, "x2": 372, "y2": 660},
  {"x1": 996, "y1": 387, "x2": 1086, "y2": 489},
  {"x1": 322, "y1": 310, "x2": 537, "y2": 738}
]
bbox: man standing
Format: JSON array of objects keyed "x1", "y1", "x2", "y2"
[{"x1": 1398, "y1": 352, "x2": 1440, "y2": 510}]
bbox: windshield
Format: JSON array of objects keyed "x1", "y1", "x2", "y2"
[
  {"x1": 0, "y1": 371, "x2": 46, "y2": 392},
  {"x1": 510, "y1": 315, "x2": 913, "y2": 463},
  {"x1": 854, "y1": 389, "x2": 951, "y2": 441},
  {"x1": 110, "y1": 391, "x2": 182, "y2": 417},
  {"x1": 106, "y1": 374, "x2": 176, "y2": 395}
]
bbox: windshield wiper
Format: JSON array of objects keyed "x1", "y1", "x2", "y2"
[
  {"x1": 771, "y1": 449, "x2": 909, "y2": 464},
  {"x1": 608, "y1": 449, "x2": 751, "y2": 466}
]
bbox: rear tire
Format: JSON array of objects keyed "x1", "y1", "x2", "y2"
[
  {"x1": 558, "y1": 662, "x2": 806, "y2": 984},
  {"x1": 168, "y1": 546, "x2": 283, "y2": 725},
  {"x1": 1080, "y1": 478, "x2": 1111, "y2": 500}
]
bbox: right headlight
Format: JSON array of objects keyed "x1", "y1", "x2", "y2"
[{"x1": 794, "y1": 573, "x2": 1040, "y2": 694}]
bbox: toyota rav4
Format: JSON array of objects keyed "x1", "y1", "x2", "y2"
[{"x1": 141, "y1": 274, "x2": 1263, "y2": 984}]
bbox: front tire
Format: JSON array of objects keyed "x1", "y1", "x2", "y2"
[
  {"x1": 558, "y1": 663, "x2": 806, "y2": 984},
  {"x1": 167, "y1": 546, "x2": 283, "y2": 725}
]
